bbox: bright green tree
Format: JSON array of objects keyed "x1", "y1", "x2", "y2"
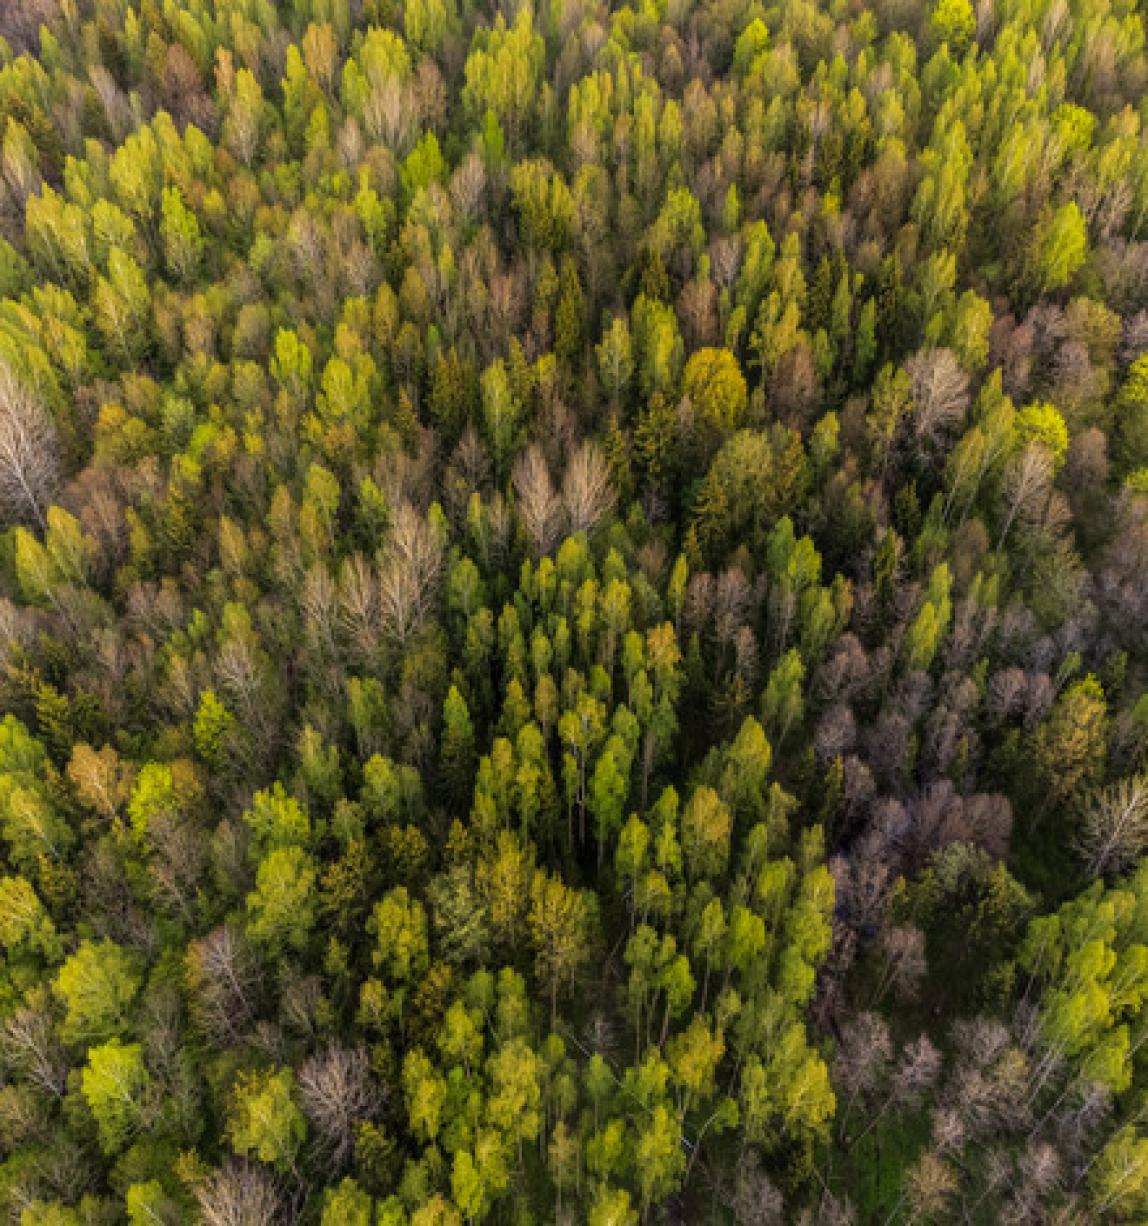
[{"x1": 227, "y1": 1067, "x2": 306, "y2": 1171}]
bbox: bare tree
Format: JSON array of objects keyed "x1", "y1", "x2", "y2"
[
  {"x1": 0, "y1": 363, "x2": 59, "y2": 531},
  {"x1": 513, "y1": 444, "x2": 562, "y2": 556},
  {"x1": 301, "y1": 562, "x2": 340, "y2": 657},
  {"x1": 147, "y1": 813, "x2": 207, "y2": 924},
  {"x1": 1076, "y1": 775, "x2": 1148, "y2": 877},
  {"x1": 901, "y1": 1149, "x2": 956, "y2": 1224},
  {"x1": 337, "y1": 554, "x2": 382, "y2": 663},
  {"x1": 906, "y1": 347, "x2": 970, "y2": 452},
  {"x1": 377, "y1": 501, "x2": 443, "y2": 644},
  {"x1": 185, "y1": 925, "x2": 261, "y2": 1048},
  {"x1": 833, "y1": 1011, "x2": 892, "y2": 1128},
  {"x1": 194, "y1": 1161, "x2": 285, "y2": 1226},
  {"x1": 730, "y1": 1153, "x2": 785, "y2": 1225},
  {"x1": 561, "y1": 439, "x2": 616, "y2": 537},
  {"x1": 871, "y1": 925, "x2": 928, "y2": 1006},
  {"x1": 0, "y1": 995, "x2": 67, "y2": 1097},
  {"x1": 298, "y1": 1045, "x2": 384, "y2": 1170},
  {"x1": 815, "y1": 703, "x2": 857, "y2": 765},
  {"x1": 1122, "y1": 309, "x2": 1148, "y2": 365},
  {"x1": 1005, "y1": 1139, "x2": 1063, "y2": 1224},
  {"x1": 998, "y1": 442, "x2": 1054, "y2": 549},
  {"x1": 891, "y1": 1035, "x2": 942, "y2": 1108},
  {"x1": 450, "y1": 152, "x2": 487, "y2": 221}
]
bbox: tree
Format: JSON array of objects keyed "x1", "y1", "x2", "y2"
[
  {"x1": 636, "y1": 1102, "x2": 686, "y2": 1212},
  {"x1": 514, "y1": 444, "x2": 562, "y2": 556},
  {"x1": 193, "y1": 690, "x2": 235, "y2": 766},
  {"x1": 589, "y1": 744, "x2": 630, "y2": 868},
  {"x1": 370, "y1": 887, "x2": 429, "y2": 983},
  {"x1": 1115, "y1": 355, "x2": 1148, "y2": 474},
  {"x1": 1090, "y1": 1127, "x2": 1148, "y2": 1219},
  {"x1": 481, "y1": 360, "x2": 521, "y2": 481},
  {"x1": 0, "y1": 874, "x2": 60, "y2": 960},
  {"x1": 1030, "y1": 202, "x2": 1088, "y2": 295},
  {"x1": 555, "y1": 256, "x2": 585, "y2": 366},
  {"x1": 93, "y1": 249, "x2": 150, "y2": 361},
  {"x1": 53, "y1": 939, "x2": 141, "y2": 1044},
  {"x1": 193, "y1": 1161, "x2": 284, "y2": 1226},
  {"x1": 245, "y1": 847, "x2": 318, "y2": 955},
  {"x1": 597, "y1": 317, "x2": 634, "y2": 401},
  {"x1": 440, "y1": 686, "x2": 477, "y2": 803},
  {"x1": 402, "y1": 1048, "x2": 447, "y2": 1143},
  {"x1": 680, "y1": 786, "x2": 732, "y2": 881},
  {"x1": 378, "y1": 501, "x2": 444, "y2": 645},
  {"x1": 462, "y1": 8, "x2": 545, "y2": 140},
  {"x1": 185, "y1": 926, "x2": 260, "y2": 1048},
  {"x1": 405, "y1": 0, "x2": 456, "y2": 51},
  {"x1": 160, "y1": 186, "x2": 204, "y2": 282},
  {"x1": 321, "y1": 1179, "x2": 374, "y2": 1226},
  {"x1": 562, "y1": 440, "x2": 616, "y2": 536},
  {"x1": 1076, "y1": 775, "x2": 1148, "y2": 876},
  {"x1": 906, "y1": 347, "x2": 969, "y2": 453},
  {"x1": 682, "y1": 347, "x2": 748, "y2": 433},
  {"x1": 761, "y1": 649, "x2": 805, "y2": 745},
  {"x1": 588, "y1": 1186, "x2": 638, "y2": 1226},
  {"x1": 1034, "y1": 675, "x2": 1107, "y2": 807},
  {"x1": 0, "y1": 361, "x2": 58, "y2": 529},
  {"x1": 1017, "y1": 401, "x2": 1069, "y2": 469},
  {"x1": 487, "y1": 1036, "x2": 542, "y2": 1150},
  {"x1": 81, "y1": 1040, "x2": 150, "y2": 1154},
  {"x1": 528, "y1": 868, "x2": 594, "y2": 1022},
  {"x1": 299, "y1": 1047, "x2": 381, "y2": 1169},
  {"x1": 930, "y1": 0, "x2": 975, "y2": 49},
  {"x1": 227, "y1": 1068, "x2": 306, "y2": 1171}
]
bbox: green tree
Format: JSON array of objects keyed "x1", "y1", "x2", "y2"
[
  {"x1": 243, "y1": 783, "x2": 311, "y2": 856},
  {"x1": 53, "y1": 940, "x2": 141, "y2": 1044},
  {"x1": 588, "y1": 1186, "x2": 637, "y2": 1226},
  {"x1": 440, "y1": 686, "x2": 476, "y2": 804},
  {"x1": 159, "y1": 187, "x2": 203, "y2": 282},
  {"x1": 682, "y1": 347, "x2": 748, "y2": 434},
  {"x1": 1116, "y1": 355, "x2": 1148, "y2": 473},
  {"x1": 193, "y1": 689, "x2": 235, "y2": 766},
  {"x1": 930, "y1": 0, "x2": 975, "y2": 49},
  {"x1": 81, "y1": 1040, "x2": 150, "y2": 1154},
  {"x1": 0, "y1": 717, "x2": 71, "y2": 871},
  {"x1": 481, "y1": 359, "x2": 521, "y2": 480},
  {"x1": 1091, "y1": 1127, "x2": 1148, "y2": 1219},
  {"x1": 529, "y1": 868, "x2": 594, "y2": 1022},
  {"x1": 245, "y1": 847, "x2": 318, "y2": 955},
  {"x1": 227, "y1": 1067, "x2": 306, "y2": 1171},
  {"x1": 370, "y1": 887, "x2": 430, "y2": 983},
  {"x1": 322, "y1": 1179, "x2": 373, "y2": 1226},
  {"x1": 1030, "y1": 202, "x2": 1088, "y2": 295},
  {"x1": 597, "y1": 317, "x2": 634, "y2": 402},
  {"x1": 636, "y1": 1103, "x2": 686, "y2": 1212},
  {"x1": 1034, "y1": 675, "x2": 1107, "y2": 807},
  {"x1": 681, "y1": 786, "x2": 733, "y2": 882},
  {"x1": 0, "y1": 874, "x2": 60, "y2": 961}
]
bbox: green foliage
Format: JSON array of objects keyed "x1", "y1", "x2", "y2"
[
  {"x1": 682, "y1": 348, "x2": 748, "y2": 434},
  {"x1": 81, "y1": 1040, "x2": 150, "y2": 1153},
  {"x1": 1031, "y1": 202, "x2": 1088, "y2": 295},
  {"x1": 0, "y1": 2, "x2": 1146, "y2": 1223},
  {"x1": 245, "y1": 846, "x2": 318, "y2": 954},
  {"x1": 930, "y1": 0, "x2": 975, "y2": 49},
  {"x1": 53, "y1": 939, "x2": 141, "y2": 1044},
  {"x1": 227, "y1": 1067, "x2": 307, "y2": 1170}
]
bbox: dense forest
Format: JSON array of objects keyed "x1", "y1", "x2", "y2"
[{"x1": 0, "y1": 0, "x2": 1147, "y2": 1221}]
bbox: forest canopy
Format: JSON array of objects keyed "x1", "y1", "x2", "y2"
[{"x1": 0, "y1": 0, "x2": 1147, "y2": 1222}]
